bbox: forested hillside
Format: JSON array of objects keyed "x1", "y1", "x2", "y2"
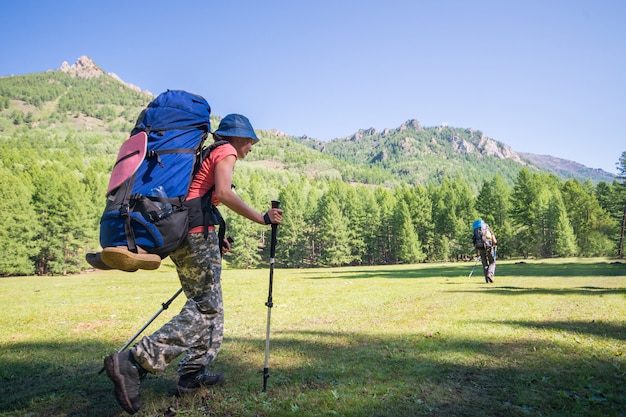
[
  {"x1": 294, "y1": 122, "x2": 615, "y2": 188},
  {"x1": 0, "y1": 57, "x2": 624, "y2": 276}
]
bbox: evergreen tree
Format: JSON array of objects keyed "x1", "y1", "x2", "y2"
[
  {"x1": 358, "y1": 187, "x2": 382, "y2": 265},
  {"x1": 341, "y1": 184, "x2": 367, "y2": 265},
  {"x1": 594, "y1": 181, "x2": 618, "y2": 214},
  {"x1": 429, "y1": 177, "x2": 475, "y2": 260},
  {"x1": 277, "y1": 180, "x2": 311, "y2": 267},
  {"x1": 428, "y1": 183, "x2": 450, "y2": 261},
  {"x1": 390, "y1": 200, "x2": 423, "y2": 263},
  {"x1": 510, "y1": 169, "x2": 552, "y2": 258},
  {"x1": 31, "y1": 163, "x2": 92, "y2": 274},
  {"x1": 545, "y1": 191, "x2": 578, "y2": 257},
  {"x1": 395, "y1": 184, "x2": 433, "y2": 260},
  {"x1": 561, "y1": 179, "x2": 614, "y2": 256},
  {"x1": 82, "y1": 162, "x2": 108, "y2": 252},
  {"x1": 476, "y1": 175, "x2": 510, "y2": 227},
  {"x1": 316, "y1": 191, "x2": 352, "y2": 266},
  {"x1": 0, "y1": 168, "x2": 40, "y2": 275},
  {"x1": 374, "y1": 186, "x2": 396, "y2": 264}
]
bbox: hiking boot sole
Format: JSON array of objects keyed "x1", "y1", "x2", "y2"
[
  {"x1": 104, "y1": 354, "x2": 141, "y2": 415},
  {"x1": 101, "y1": 247, "x2": 161, "y2": 272}
]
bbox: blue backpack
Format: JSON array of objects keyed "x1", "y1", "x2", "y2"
[
  {"x1": 99, "y1": 90, "x2": 216, "y2": 258},
  {"x1": 472, "y1": 219, "x2": 493, "y2": 249}
]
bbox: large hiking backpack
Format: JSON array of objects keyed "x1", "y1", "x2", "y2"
[
  {"x1": 99, "y1": 90, "x2": 217, "y2": 258},
  {"x1": 472, "y1": 219, "x2": 493, "y2": 249}
]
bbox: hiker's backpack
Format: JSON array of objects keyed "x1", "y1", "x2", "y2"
[
  {"x1": 472, "y1": 219, "x2": 493, "y2": 249},
  {"x1": 99, "y1": 90, "x2": 221, "y2": 258}
]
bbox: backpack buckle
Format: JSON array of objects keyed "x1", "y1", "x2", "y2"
[{"x1": 119, "y1": 203, "x2": 130, "y2": 217}]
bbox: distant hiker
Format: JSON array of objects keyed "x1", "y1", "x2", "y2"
[
  {"x1": 472, "y1": 219, "x2": 497, "y2": 283},
  {"x1": 103, "y1": 114, "x2": 283, "y2": 415}
]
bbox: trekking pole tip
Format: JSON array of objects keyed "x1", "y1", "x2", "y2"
[{"x1": 263, "y1": 367, "x2": 270, "y2": 392}]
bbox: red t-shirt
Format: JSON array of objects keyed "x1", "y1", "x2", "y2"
[{"x1": 187, "y1": 142, "x2": 237, "y2": 233}]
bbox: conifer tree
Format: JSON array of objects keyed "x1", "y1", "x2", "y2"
[
  {"x1": 511, "y1": 169, "x2": 552, "y2": 258},
  {"x1": 374, "y1": 186, "x2": 396, "y2": 264},
  {"x1": 316, "y1": 192, "x2": 352, "y2": 266},
  {"x1": 277, "y1": 180, "x2": 311, "y2": 267},
  {"x1": 358, "y1": 187, "x2": 382, "y2": 265},
  {"x1": 395, "y1": 184, "x2": 433, "y2": 259},
  {"x1": 561, "y1": 179, "x2": 614, "y2": 256},
  {"x1": 390, "y1": 200, "x2": 423, "y2": 263},
  {"x1": 545, "y1": 192, "x2": 578, "y2": 257},
  {"x1": 341, "y1": 183, "x2": 371, "y2": 265},
  {"x1": 0, "y1": 168, "x2": 40, "y2": 275},
  {"x1": 31, "y1": 163, "x2": 92, "y2": 274}
]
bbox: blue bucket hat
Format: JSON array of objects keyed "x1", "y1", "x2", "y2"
[{"x1": 213, "y1": 114, "x2": 259, "y2": 142}]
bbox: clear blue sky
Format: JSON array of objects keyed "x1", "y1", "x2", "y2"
[{"x1": 1, "y1": 0, "x2": 624, "y2": 174}]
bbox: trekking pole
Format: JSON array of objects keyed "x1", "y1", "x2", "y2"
[
  {"x1": 263, "y1": 200, "x2": 280, "y2": 392},
  {"x1": 98, "y1": 287, "x2": 183, "y2": 374},
  {"x1": 468, "y1": 257, "x2": 479, "y2": 278}
]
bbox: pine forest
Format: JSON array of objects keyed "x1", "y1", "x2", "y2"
[{"x1": 1, "y1": 63, "x2": 625, "y2": 276}]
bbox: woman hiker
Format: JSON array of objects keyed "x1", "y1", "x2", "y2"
[{"x1": 103, "y1": 114, "x2": 283, "y2": 415}]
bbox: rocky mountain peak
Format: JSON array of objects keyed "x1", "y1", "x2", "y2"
[
  {"x1": 58, "y1": 56, "x2": 146, "y2": 94},
  {"x1": 400, "y1": 119, "x2": 422, "y2": 131},
  {"x1": 59, "y1": 56, "x2": 104, "y2": 79}
]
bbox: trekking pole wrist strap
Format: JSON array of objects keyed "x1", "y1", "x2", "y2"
[{"x1": 263, "y1": 212, "x2": 271, "y2": 225}]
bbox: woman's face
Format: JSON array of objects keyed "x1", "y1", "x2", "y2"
[{"x1": 232, "y1": 137, "x2": 255, "y2": 159}]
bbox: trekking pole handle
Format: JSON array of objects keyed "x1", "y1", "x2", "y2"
[{"x1": 269, "y1": 201, "x2": 279, "y2": 258}]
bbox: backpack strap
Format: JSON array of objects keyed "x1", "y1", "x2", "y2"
[
  {"x1": 203, "y1": 188, "x2": 227, "y2": 250},
  {"x1": 185, "y1": 140, "x2": 232, "y2": 250},
  {"x1": 186, "y1": 189, "x2": 227, "y2": 251},
  {"x1": 142, "y1": 122, "x2": 209, "y2": 134},
  {"x1": 195, "y1": 139, "x2": 230, "y2": 174},
  {"x1": 120, "y1": 175, "x2": 138, "y2": 254}
]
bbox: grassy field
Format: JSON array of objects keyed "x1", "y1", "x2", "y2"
[{"x1": 0, "y1": 257, "x2": 625, "y2": 417}]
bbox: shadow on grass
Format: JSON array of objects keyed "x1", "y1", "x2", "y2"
[
  {"x1": 300, "y1": 262, "x2": 626, "y2": 280},
  {"x1": 456, "y1": 286, "x2": 626, "y2": 298},
  {"x1": 1, "y1": 323, "x2": 625, "y2": 417},
  {"x1": 471, "y1": 319, "x2": 626, "y2": 341}
]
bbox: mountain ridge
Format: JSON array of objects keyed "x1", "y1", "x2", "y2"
[{"x1": 0, "y1": 56, "x2": 616, "y2": 186}]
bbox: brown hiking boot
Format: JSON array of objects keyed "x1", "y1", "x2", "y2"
[
  {"x1": 177, "y1": 368, "x2": 224, "y2": 395},
  {"x1": 100, "y1": 247, "x2": 161, "y2": 272},
  {"x1": 103, "y1": 351, "x2": 147, "y2": 414}
]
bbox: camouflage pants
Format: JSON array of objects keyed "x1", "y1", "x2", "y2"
[
  {"x1": 478, "y1": 246, "x2": 496, "y2": 282},
  {"x1": 131, "y1": 232, "x2": 224, "y2": 376}
]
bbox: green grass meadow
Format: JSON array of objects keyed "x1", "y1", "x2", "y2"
[{"x1": 1, "y1": 258, "x2": 625, "y2": 417}]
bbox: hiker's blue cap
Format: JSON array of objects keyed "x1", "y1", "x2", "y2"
[
  {"x1": 214, "y1": 114, "x2": 259, "y2": 142},
  {"x1": 472, "y1": 219, "x2": 483, "y2": 229}
]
